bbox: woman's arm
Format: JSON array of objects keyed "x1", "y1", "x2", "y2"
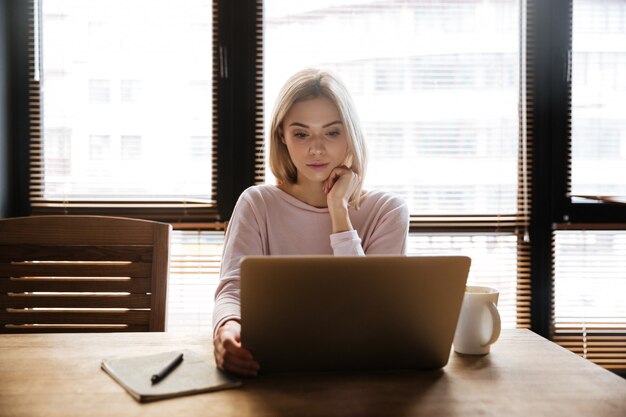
[
  {"x1": 330, "y1": 193, "x2": 409, "y2": 256},
  {"x1": 323, "y1": 165, "x2": 408, "y2": 256},
  {"x1": 214, "y1": 320, "x2": 259, "y2": 377},
  {"x1": 213, "y1": 190, "x2": 268, "y2": 333},
  {"x1": 213, "y1": 189, "x2": 265, "y2": 376},
  {"x1": 324, "y1": 165, "x2": 360, "y2": 233}
]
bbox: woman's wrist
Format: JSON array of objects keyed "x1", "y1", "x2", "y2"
[
  {"x1": 329, "y1": 204, "x2": 353, "y2": 233},
  {"x1": 216, "y1": 318, "x2": 240, "y2": 335}
]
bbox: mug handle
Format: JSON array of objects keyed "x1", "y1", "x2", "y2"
[{"x1": 481, "y1": 302, "x2": 501, "y2": 347}]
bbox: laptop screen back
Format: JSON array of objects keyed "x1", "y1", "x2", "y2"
[{"x1": 241, "y1": 255, "x2": 470, "y2": 373}]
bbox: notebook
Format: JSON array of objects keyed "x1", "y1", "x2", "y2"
[
  {"x1": 101, "y1": 350, "x2": 241, "y2": 402},
  {"x1": 240, "y1": 255, "x2": 471, "y2": 373}
]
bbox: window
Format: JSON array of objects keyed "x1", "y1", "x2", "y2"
[
  {"x1": 548, "y1": 0, "x2": 626, "y2": 375},
  {"x1": 37, "y1": 0, "x2": 215, "y2": 205},
  {"x1": 264, "y1": 0, "x2": 529, "y2": 329}
]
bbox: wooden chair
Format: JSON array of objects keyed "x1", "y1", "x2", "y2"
[{"x1": 0, "y1": 216, "x2": 171, "y2": 333}]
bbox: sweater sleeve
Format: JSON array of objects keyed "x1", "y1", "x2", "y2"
[
  {"x1": 329, "y1": 195, "x2": 409, "y2": 256},
  {"x1": 330, "y1": 230, "x2": 365, "y2": 255},
  {"x1": 212, "y1": 190, "x2": 265, "y2": 335}
]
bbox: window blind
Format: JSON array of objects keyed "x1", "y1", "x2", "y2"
[
  {"x1": 254, "y1": 0, "x2": 266, "y2": 184},
  {"x1": 167, "y1": 230, "x2": 224, "y2": 331},
  {"x1": 263, "y1": 0, "x2": 530, "y2": 329},
  {"x1": 570, "y1": 0, "x2": 626, "y2": 200},
  {"x1": 553, "y1": 227, "x2": 626, "y2": 373},
  {"x1": 29, "y1": 0, "x2": 218, "y2": 221}
]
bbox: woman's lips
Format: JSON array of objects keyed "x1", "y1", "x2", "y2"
[{"x1": 307, "y1": 163, "x2": 330, "y2": 170}]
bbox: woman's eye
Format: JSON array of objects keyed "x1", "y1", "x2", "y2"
[
  {"x1": 293, "y1": 132, "x2": 308, "y2": 138},
  {"x1": 326, "y1": 130, "x2": 340, "y2": 137}
]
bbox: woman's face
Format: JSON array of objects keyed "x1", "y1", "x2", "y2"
[{"x1": 281, "y1": 96, "x2": 349, "y2": 186}]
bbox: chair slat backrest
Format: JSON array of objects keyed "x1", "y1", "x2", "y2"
[{"x1": 0, "y1": 216, "x2": 171, "y2": 333}]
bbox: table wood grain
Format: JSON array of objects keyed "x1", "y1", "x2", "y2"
[{"x1": 1, "y1": 329, "x2": 625, "y2": 417}]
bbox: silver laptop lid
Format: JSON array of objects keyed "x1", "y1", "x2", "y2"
[{"x1": 241, "y1": 255, "x2": 470, "y2": 373}]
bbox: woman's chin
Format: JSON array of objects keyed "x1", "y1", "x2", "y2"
[
  {"x1": 296, "y1": 169, "x2": 330, "y2": 184},
  {"x1": 302, "y1": 174, "x2": 329, "y2": 185}
]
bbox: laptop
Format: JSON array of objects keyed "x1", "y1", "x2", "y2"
[{"x1": 240, "y1": 255, "x2": 471, "y2": 373}]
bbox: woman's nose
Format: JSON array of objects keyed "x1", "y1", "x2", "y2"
[{"x1": 309, "y1": 136, "x2": 325, "y2": 155}]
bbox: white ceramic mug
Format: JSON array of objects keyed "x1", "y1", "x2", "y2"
[{"x1": 453, "y1": 286, "x2": 501, "y2": 355}]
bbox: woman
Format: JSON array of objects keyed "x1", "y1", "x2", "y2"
[{"x1": 213, "y1": 68, "x2": 409, "y2": 376}]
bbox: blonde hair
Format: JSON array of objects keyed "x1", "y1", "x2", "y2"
[{"x1": 269, "y1": 68, "x2": 368, "y2": 209}]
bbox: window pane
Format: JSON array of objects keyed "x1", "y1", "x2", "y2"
[
  {"x1": 555, "y1": 231, "x2": 626, "y2": 322},
  {"x1": 41, "y1": 0, "x2": 213, "y2": 200},
  {"x1": 572, "y1": 0, "x2": 626, "y2": 197},
  {"x1": 554, "y1": 230, "x2": 626, "y2": 371},
  {"x1": 264, "y1": 0, "x2": 520, "y2": 215},
  {"x1": 168, "y1": 230, "x2": 224, "y2": 331},
  {"x1": 121, "y1": 135, "x2": 142, "y2": 160}
]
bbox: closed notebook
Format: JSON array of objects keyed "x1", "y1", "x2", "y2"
[{"x1": 101, "y1": 349, "x2": 241, "y2": 403}]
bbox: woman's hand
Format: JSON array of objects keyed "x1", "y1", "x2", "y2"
[
  {"x1": 323, "y1": 165, "x2": 360, "y2": 233},
  {"x1": 323, "y1": 165, "x2": 360, "y2": 208},
  {"x1": 213, "y1": 320, "x2": 259, "y2": 377}
]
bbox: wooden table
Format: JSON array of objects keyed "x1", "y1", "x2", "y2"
[{"x1": 1, "y1": 329, "x2": 625, "y2": 417}]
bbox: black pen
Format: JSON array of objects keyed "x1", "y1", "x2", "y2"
[{"x1": 151, "y1": 353, "x2": 184, "y2": 385}]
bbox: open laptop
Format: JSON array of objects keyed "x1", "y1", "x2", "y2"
[{"x1": 240, "y1": 255, "x2": 470, "y2": 373}]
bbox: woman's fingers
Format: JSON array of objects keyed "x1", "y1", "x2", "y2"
[
  {"x1": 215, "y1": 343, "x2": 259, "y2": 376},
  {"x1": 214, "y1": 320, "x2": 259, "y2": 377},
  {"x1": 219, "y1": 344, "x2": 260, "y2": 372},
  {"x1": 221, "y1": 351, "x2": 260, "y2": 376},
  {"x1": 223, "y1": 361, "x2": 259, "y2": 377},
  {"x1": 223, "y1": 353, "x2": 259, "y2": 372},
  {"x1": 216, "y1": 352, "x2": 258, "y2": 377},
  {"x1": 225, "y1": 353, "x2": 259, "y2": 370},
  {"x1": 223, "y1": 338, "x2": 253, "y2": 360},
  {"x1": 223, "y1": 340, "x2": 260, "y2": 368},
  {"x1": 324, "y1": 166, "x2": 360, "y2": 205},
  {"x1": 323, "y1": 165, "x2": 356, "y2": 194}
]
